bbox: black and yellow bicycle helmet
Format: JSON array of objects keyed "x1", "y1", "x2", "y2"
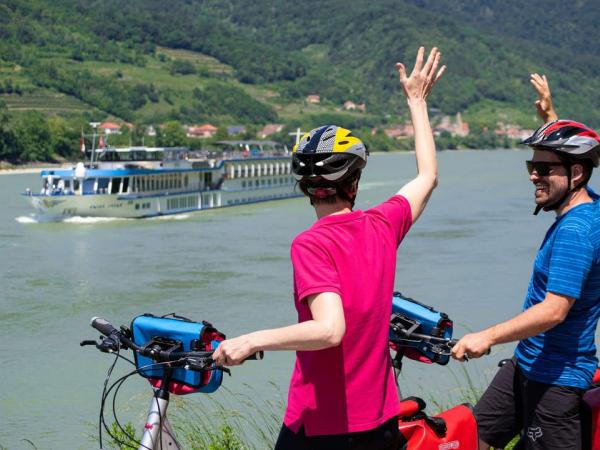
[{"x1": 292, "y1": 125, "x2": 368, "y2": 183}]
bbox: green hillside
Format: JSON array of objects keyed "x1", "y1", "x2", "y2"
[{"x1": 1, "y1": 0, "x2": 599, "y2": 162}]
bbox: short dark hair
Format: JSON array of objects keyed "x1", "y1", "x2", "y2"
[{"x1": 298, "y1": 171, "x2": 361, "y2": 207}]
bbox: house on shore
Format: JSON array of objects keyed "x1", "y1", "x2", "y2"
[
  {"x1": 187, "y1": 124, "x2": 218, "y2": 139},
  {"x1": 99, "y1": 122, "x2": 122, "y2": 135}
]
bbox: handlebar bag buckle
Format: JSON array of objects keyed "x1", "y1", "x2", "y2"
[{"x1": 131, "y1": 314, "x2": 225, "y2": 394}]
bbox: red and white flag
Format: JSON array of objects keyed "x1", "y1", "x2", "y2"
[{"x1": 80, "y1": 136, "x2": 86, "y2": 153}]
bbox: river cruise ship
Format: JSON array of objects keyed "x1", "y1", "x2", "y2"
[{"x1": 24, "y1": 141, "x2": 300, "y2": 218}]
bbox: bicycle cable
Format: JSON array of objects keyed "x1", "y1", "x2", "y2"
[
  {"x1": 101, "y1": 358, "x2": 192, "y2": 450},
  {"x1": 99, "y1": 344, "x2": 123, "y2": 449}
]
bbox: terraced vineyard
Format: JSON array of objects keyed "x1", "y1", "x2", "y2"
[
  {"x1": 155, "y1": 46, "x2": 233, "y2": 74},
  {"x1": 1, "y1": 93, "x2": 92, "y2": 112}
]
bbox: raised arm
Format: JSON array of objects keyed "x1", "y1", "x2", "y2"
[
  {"x1": 396, "y1": 47, "x2": 445, "y2": 223},
  {"x1": 530, "y1": 73, "x2": 558, "y2": 123}
]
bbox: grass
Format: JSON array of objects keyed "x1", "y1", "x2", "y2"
[
  {"x1": 171, "y1": 384, "x2": 284, "y2": 450},
  {"x1": 463, "y1": 98, "x2": 539, "y2": 130},
  {"x1": 103, "y1": 384, "x2": 285, "y2": 450},
  {"x1": 101, "y1": 379, "x2": 523, "y2": 450}
]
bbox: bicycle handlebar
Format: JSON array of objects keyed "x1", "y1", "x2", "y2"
[
  {"x1": 86, "y1": 317, "x2": 263, "y2": 365},
  {"x1": 390, "y1": 327, "x2": 489, "y2": 357}
]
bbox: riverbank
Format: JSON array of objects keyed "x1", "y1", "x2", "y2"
[{"x1": 0, "y1": 161, "x2": 72, "y2": 175}]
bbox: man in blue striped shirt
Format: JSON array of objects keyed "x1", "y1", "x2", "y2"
[{"x1": 451, "y1": 82, "x2": 600, "y2": 449}]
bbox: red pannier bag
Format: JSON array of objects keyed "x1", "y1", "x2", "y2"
[
  {"x1": 398, "y1": 397, "x2": 478, "y2": 450},
  {"x1": 582, "y1": 368, "x2": 600, "y2": 450}
]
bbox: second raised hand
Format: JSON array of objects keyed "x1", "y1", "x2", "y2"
[
  {"x1": 530, "y1": 73, "x2": 558, "y2": 123},
  {"x1": 396, "y1": 47, "x2": 446, "y2": 102}
]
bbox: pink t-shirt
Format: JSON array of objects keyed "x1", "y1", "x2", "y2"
[{"x1": 284, "y1": 195, "x2": 412, "y2": 436}]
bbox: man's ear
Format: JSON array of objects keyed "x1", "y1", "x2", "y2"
[{"x1": 570, "y1": 163, "x2": 585, "y2": 188}]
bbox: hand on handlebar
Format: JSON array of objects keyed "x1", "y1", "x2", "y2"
[
  {"x1": 450, "y1": 331, "x2": 492, "y2": 362},
  {"x1": 212, "y1": 335, "x2": 263, "y2": 366}
]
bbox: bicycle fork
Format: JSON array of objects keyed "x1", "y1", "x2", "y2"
[{"x1": 139, "y1": 389, "x2": 181, "y2": 450}]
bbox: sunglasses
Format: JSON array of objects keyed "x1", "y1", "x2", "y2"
[{"x1": 525, "y1": 160, "x2": 564, "y2": 176}]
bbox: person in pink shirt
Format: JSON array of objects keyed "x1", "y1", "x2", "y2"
[{"x1": 213, "y1": 46, "x2": 445, "y2": 449}]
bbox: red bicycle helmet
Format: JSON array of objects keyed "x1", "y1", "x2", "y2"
[{"x1": 522, "y1": 120, "x2": 600, "y2": 167}]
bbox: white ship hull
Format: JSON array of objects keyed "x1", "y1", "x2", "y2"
[{"x1": 27, "y1": 185, "x2": 299, "y2": 218}]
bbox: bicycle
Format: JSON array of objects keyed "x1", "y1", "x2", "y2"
[{"x1": 81, "y1": 314, "x2": 262, "y2": 450}]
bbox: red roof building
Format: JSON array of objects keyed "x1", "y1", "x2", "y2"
[
  {"x1": 187, "y1": 124, "x2": 218, "y2": 138},
  {"x1": 99, "y1": 122, "x2": 122, "y2": 135}
]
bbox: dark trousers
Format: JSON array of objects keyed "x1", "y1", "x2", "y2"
[
  {"x1": 274, "y1": 417, "x2": 401, "y2": 450},
  {"x1": 475, "y1": 358, "x2": 584, "y2": 450}
]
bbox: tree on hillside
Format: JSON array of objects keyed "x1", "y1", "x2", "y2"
[
  {"x1": 156, "y1": 121, "x2": 186, "y2": 147},
  {"x1": 48, "y1": 116, "x2": 81, "y2": 159},
  {"x1": 14, "y1": 112, "x2": 53, "y2": 162},
  {"x1": 0, "y1": 112, "x2": 20, "y2": 163}
]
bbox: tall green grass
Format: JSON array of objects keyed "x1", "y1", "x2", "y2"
[
  {"x1": 106, "y1": 383, "x2": 285, "y2": 450},
  {"x1": 103, "y1": 366, "x2": 525, "y2": 450}
]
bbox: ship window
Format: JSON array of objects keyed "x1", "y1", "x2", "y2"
[
  {"x1": 82, "y1": 179, "x2": 94, "y2": 194},
  {"x1": 184, "y1": 175, "x2": 189, "y2": 188},
  {"x1": 122, "y1": 177, "x2": 129, "y2": 193},
  {"x1": 98, "y1": 178, "x2": 110, "y2": 190},
  {"x1": 73, "y1": 179, "x2": 80, "y2": 191},
  {"x1": 111, "y1": 178, "x2": 121, "y2": 194},
  {"x1": 242, "y1": 181, "x2": 246, "y2": 188}
]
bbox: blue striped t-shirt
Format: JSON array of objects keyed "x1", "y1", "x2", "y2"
[{"x1": 515, "y1": 191, "x2": 600, "y2": 389}]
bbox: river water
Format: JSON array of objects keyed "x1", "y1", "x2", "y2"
[{"x1": 1, "y1": 150, "x2": 598, "y2": 449}]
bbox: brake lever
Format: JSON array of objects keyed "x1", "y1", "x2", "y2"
[
  {"x1": 80, "y1": 340, "x2": 98, "y2": 347},
  {"x1": 184, "y1": 357, "x2": 232, "y2": 376},
  {"x1": 97, "y1": 335, "x2": 121, "y2": 353}
]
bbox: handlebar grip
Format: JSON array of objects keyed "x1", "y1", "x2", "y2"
[
  {"x1": 245, "y1": 351, "x2": 264, "y2": 361},
  {"x1": 90, "y1": 317, "x2": 119, "y2": 337}
]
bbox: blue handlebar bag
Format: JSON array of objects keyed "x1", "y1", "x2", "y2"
[
  {"x1": 131, "y1": 314, "x2": 224, "y2": 394},
  {"x1": 390, "y1": 292, "x2": 453, "y2": 365}
]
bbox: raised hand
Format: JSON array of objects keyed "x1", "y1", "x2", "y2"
[
  {"x1": 396, "y1": 47, "x2": 445, "y2": 103},
  {"x1": 530, "y1": 73, "x2": 558, "y2": 123}
]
